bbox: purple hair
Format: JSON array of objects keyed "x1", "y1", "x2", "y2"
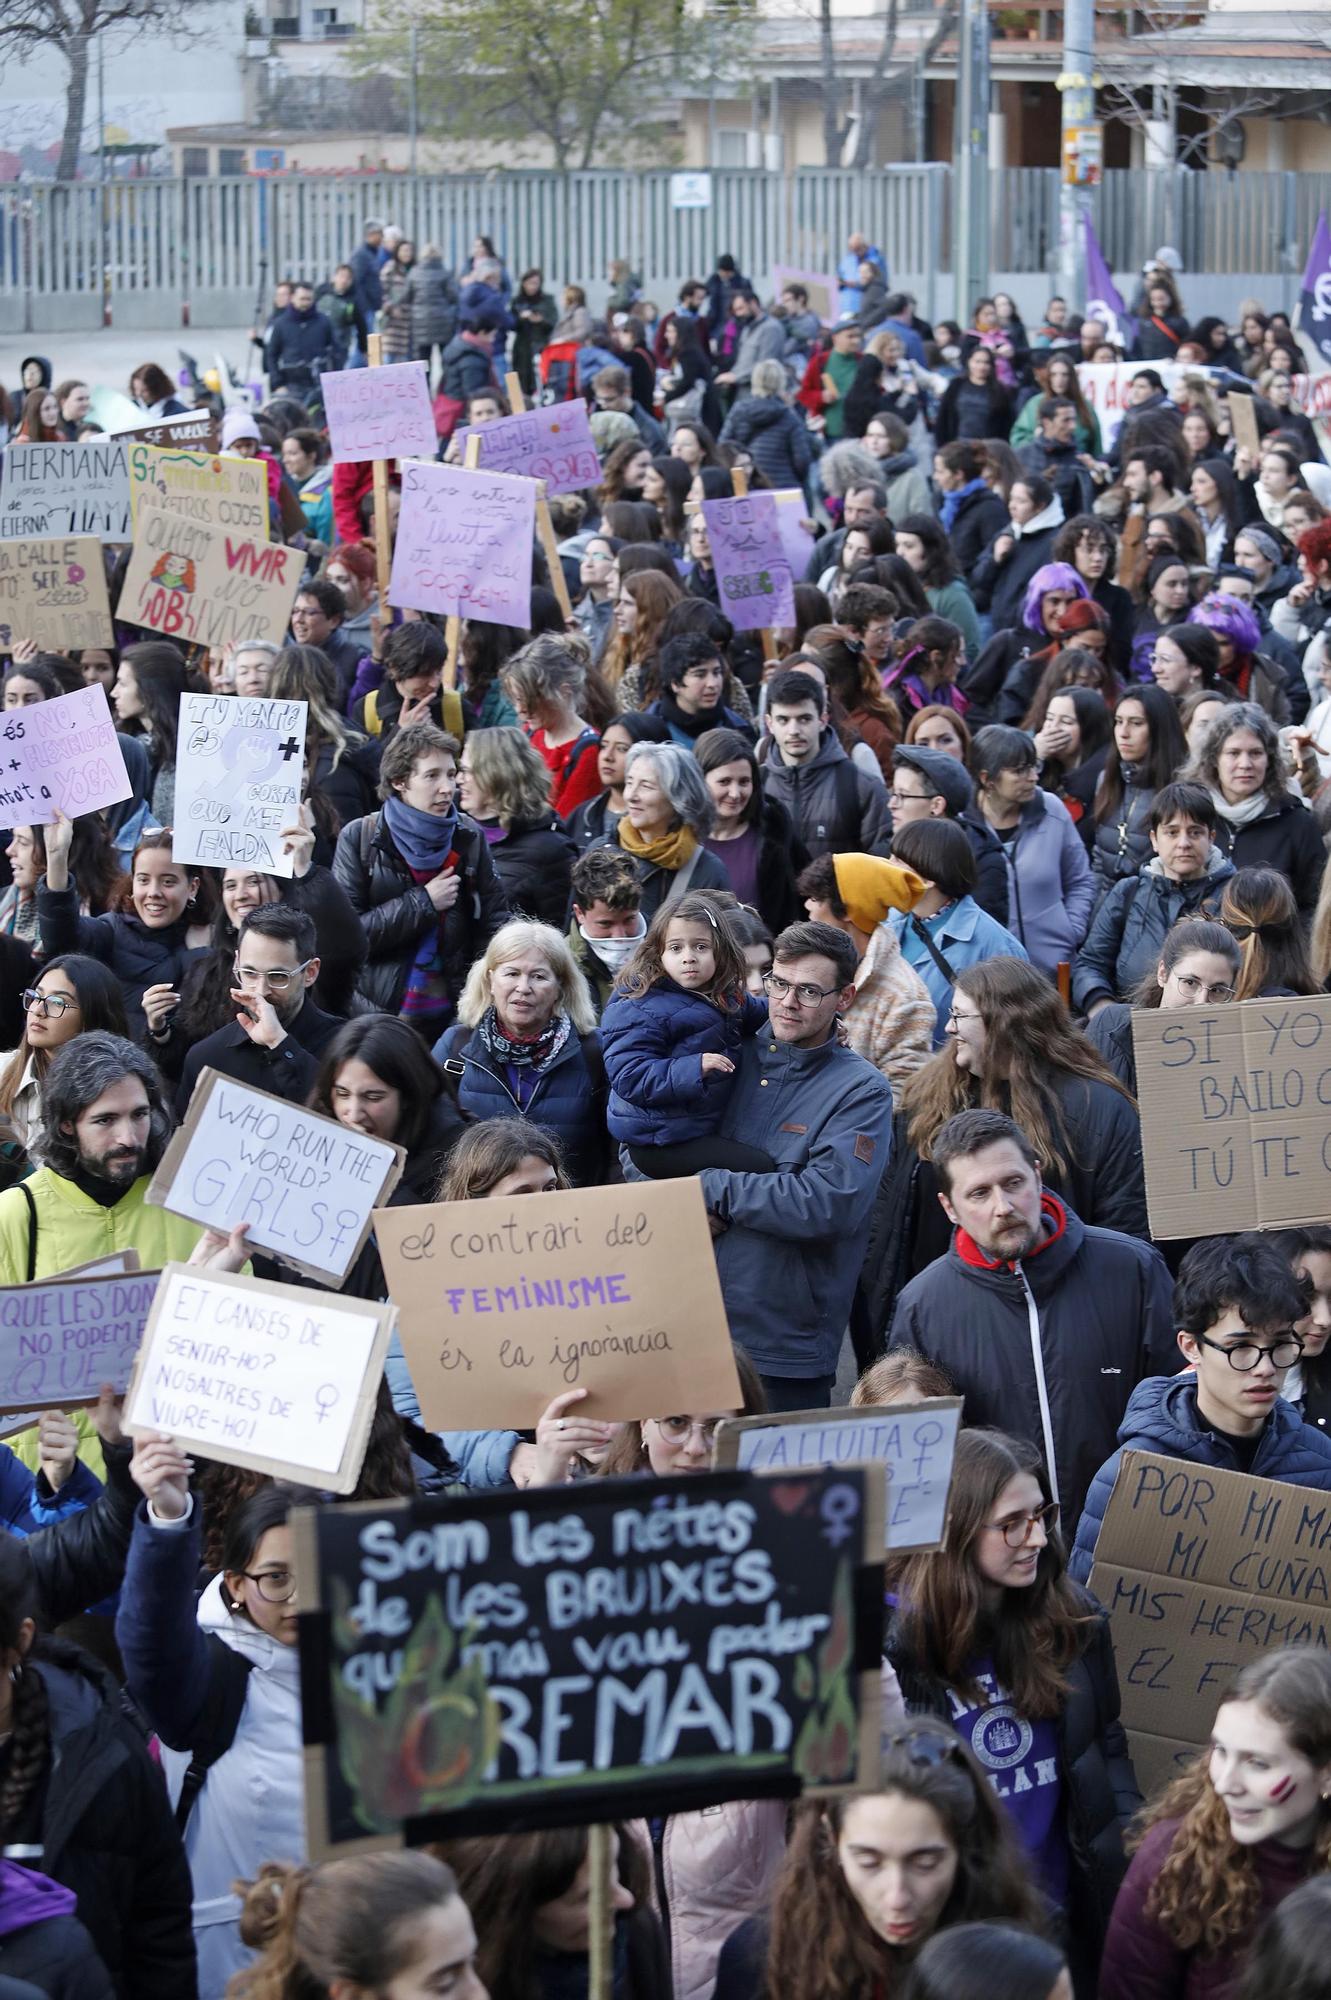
[
  {"x1": 1020, "y1": 562, "x2": 1088, "y2": 636},
  {"x1": 1188, "y1": 591, "x2": 1262, "y2": 658}
]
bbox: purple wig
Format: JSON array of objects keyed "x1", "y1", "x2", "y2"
[
  {"x1": 1188, "y1": 591, "x2": 1262, "y2": 657},
  {"x1": 1021, "y1": 562, "x2": 1088, "y2": 636}
]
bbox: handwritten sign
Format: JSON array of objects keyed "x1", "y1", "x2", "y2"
[
  {"x1": 0, "y1": 1267, "x2": 160, "y2": 1411},
  {"x1": 147, "y1": 1069, "x2": 404, "y2": 1285},
  {"x1": 0, "y1": 537, "x2": 113, "y2": 655},
  {"x1": 113, "y1": 408, "x2": 217, "y2": 451},
  {"x1": 701, "y1": 494, "x2": 796, "y2": 631},
  {"x1": 376, "y1": 1178, "x2": 740, "y2": 1430},
  {"x1": 0, "y1": 682, "x2": 131, "y2": 826},
  {"x1": 1088, "y1": 1449, "x2": 1331, "y2": 1797},
  {"x1": 452, "y1": 402, "x2": 601, "y2": 497},
  {"x1": 389, "y1": 460, "x2": 534, "y2": 627},
  {"x1": 0, "y1": 440, "x2": 131, "y2": 543},
  {"x1": 124, "y1": 1263, "x2": 392, "y2": 1492},
  {"x1": 294, "y1": 1465, "x2": 882, "y2": 1854},
  {"x1": 774, "y1": 490, "x2": 816, "y2": 583},
  {"x1": 1133, "y1": 994, "x2": 1331, "y2": 1237},
  {"x1": 714, "y1": 1399, "x2": 963, "y2": 1553},
  {"x1": 118, "y1": 505, "x2": 304, "y2": 650},
  {"x1": 321, "y1": 361, "x2": 438, "y2": 464},
  {"x1": 127, "y1": 443, "x2": 269, "y2": 540},
  {"x1": 1073, "y1": 360, "x2": 1205, "y2": 449},
  {"x1": 171, "y1": 692, "x2": 306, "y2": 874}
]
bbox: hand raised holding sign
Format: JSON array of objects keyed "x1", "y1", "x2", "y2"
[
  {"x1": 37, "y1": 1410, "x2": 80, "y2": 1493},
  {"x1": 129, "y1": 1433, "x2": 193, "y2": 1523},
  {"x1": 186, "y1": 1220, "x2": 251, "y2": 1275},
  {"x1": 279, "y1": 801, "x2": 316, "y2": 881},
  {"x1": 515, "y1": 1388, "x2": 620, "y2": 1488}
]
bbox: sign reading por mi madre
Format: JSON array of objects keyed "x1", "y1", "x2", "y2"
[{"x1": 295, "y1": 1467, "x2": 882, "y2": 1856}]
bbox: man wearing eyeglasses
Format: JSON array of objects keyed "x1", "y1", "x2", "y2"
[
  {"x1": 174, "y1": 905, "x2": 340, "y2": 1120},
  {"x1": 1070, "y1": 1233, "x2": 1331, "y2": 1583}
]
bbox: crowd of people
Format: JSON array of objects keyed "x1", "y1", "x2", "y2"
[{"x1": 1, "y1": 223, "x2": 1331, "y2": 2000}]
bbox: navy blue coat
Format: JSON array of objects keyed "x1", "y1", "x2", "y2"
[
  {"x1": 600, "y1": 983, "x2": 768, "y2": 1146},
  {"x1": 433, "y1": 1020, "x2": 610, "y2": 1187},
  {"x1": 1070, "y1": 1373, "x2": 1331, "y2": 1585}
]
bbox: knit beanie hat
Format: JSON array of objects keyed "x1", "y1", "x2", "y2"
[
  {"x1": 590, "y1": 410, "x2": 638, "y2": 455},
  {"x1": 832, "y1": 855, "x2": 926, "y2": 933}
]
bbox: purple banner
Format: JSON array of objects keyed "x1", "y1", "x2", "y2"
[
  {"x1": 453, "y1": 402, "x2": 602, "y2": 496},
  {"x1": 700, "y1": 494, "x2": 795, "y2": 631},
  {"x1": 389, "y1": 461, "x2": 534, "y2": 627}
]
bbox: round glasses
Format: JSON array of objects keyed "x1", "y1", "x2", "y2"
[
  {"x1": 763, "y1": 971, "x2": 839, "y2": 1006},
  {"x1": 1193, "y1": 1329, "x2": 1303, "y2": 1373},
  {"x1": 653, "y1": 1416, "x2": 722, "y2": 1447},
  {"x1": 983, "y1": 1502, "x2": 1059, "y2": 1548},
  {"x1": 232, "y1": 956, "x2": 312, "y2": 994},
  {"x1": 237, "y1": 1565, "x2": 297, "y2": 1604},
  {"x1": 21, "y1": 988, "x2": 75, "y2": 1017},
  {"x1": 1171, "y1": 973, "x2": 1235, "y2": 1003}
]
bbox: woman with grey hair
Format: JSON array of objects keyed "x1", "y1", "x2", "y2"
[
  {"x1": 719, "y1": 357, "x2": 814, "y2": 494},
  {"x1": 1184, "y1": 699, "x2": 1327, "y2": 916},
  {"x1": 594, "y1": 740, "x2": 728, "y2": 919},
  {"x1": 502, "y1": 633, "x2": 602, "y2": 819}
]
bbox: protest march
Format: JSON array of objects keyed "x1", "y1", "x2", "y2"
[{"x1": 7, "y1": 212, "x2": 1331, "y2": 2000}]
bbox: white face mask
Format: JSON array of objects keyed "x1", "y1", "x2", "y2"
[{"x1": 581, "y1": 917, "x2": 645, "y2": 971}]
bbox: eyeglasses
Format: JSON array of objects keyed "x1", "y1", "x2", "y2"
[
  {"x1": 653, "y1": 1415, "x2": 722, "y2": 1446},
  {"x1": 983, "y1": 1501, "x2": 1059, "y2": 1548},
  {"x1": 1192, "y1": 1329, "x2": 1304, "y2": 1373},
  {"x1": 1171, "y1": 973, "x2": 1235, "y2": 1003},
  {"x1": 763, "y1": 971, "x2": 839, "y2": 1006},
  {"x1": 232, "y1": 957, "x2": 313, "y2": 993},
  {"x1": 21, "y1": 988, "x2": 75, "y2": 1017},
  {"x1": 237, "y1": 1566, "x2": 298, "y2": 1604},
  {"x1": 888, "y1": 788, "x2": 937, "y2": 807}
]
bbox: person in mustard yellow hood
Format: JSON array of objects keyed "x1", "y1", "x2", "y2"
[{"x1": 797, "y1": 852, "x2": 936, "y2": 1091}]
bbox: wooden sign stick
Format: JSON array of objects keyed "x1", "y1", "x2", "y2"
[
  {"x1": 504, "y1": 370, "x2": 576, "y2": 625},
  {"x1": 364, "y1": 333, "x2": 394, "y2": 614},
  {"x1": 587, "y1": 1824, "x2": 615, "y2": 2000},
  {"x1": 730, "y1": 464, "x2": 777, "y2": 662},
  {"x1": 443, "y1": 429, "x2": 483, "y2": 691}
]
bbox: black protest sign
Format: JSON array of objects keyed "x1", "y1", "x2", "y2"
[{"x1": 294, "y1": 1466, "x2": 883, "y2": 1857}]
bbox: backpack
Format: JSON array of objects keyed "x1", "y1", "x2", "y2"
[
  {"x1": 363, "y1": 687, "x2": 464, "y2": 742},
  {"x1": 174, "y1": 1640, "x2": 255, "y2": 1829}
]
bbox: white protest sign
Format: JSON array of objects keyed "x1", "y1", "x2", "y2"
[
  {"x1": 1074, "y1": 360, "x2": 1208, "y2": 449},
  {"x1": 171, "y1": 693, "x2": 307, "y2": 875},
  {"x1": 0, "y1": 1267, "x2": 160, "y2": 1410},
  {"x1": 146, "y1": 1070, "x2": 405, "y2": 1285},
  {"x1": 123, "y1": 1263, "x2": 393, "y2": 1492},
  {"x1": 0, "y1": 440, "x2": 132, "y2": 542},
  {"x1": 0, "y1": 683, "x2": 132, "y2": 827},
  {"x1": 714, "y1": 1398, "x2": 963, "y2": 1552}
]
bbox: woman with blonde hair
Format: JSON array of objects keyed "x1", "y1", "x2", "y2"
[
  {"x1": 602, "y1": 570, "x2": 685, "y2": 705},
  {"x1": 431, "y1": 918, "x2": 608, "y2": 1185},
  {"x1": 1219, "y1": 866, "x2": 1320, "y2": 1001},
  {"x1": 457, "y1": 726, "x2": 576, "y2": 926}
]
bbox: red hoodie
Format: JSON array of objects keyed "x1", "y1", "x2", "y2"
[{"x1": 954, "y1": 1190, "x2": 1069, "y2": 1272}]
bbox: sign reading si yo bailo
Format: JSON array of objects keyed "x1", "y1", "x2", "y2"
[
  {"x1": 0, "y1": 682, "x2": 130, "y2": 826},
  {"x1": 389, "y1": 460, "x2": 535, "y2": 628},
  {"x1": 171, "y1": 692, "x2": 306, "y2": 875},
  {"x1": 1132, "y1": 994, "x2": 1331, "y2": 1237},
  {"x1": 294, "y1": 1465, "x2": 883, "y2": 1855},
  {"x1": 376, "y1": 1178, "x2": 740, "y2": 1430},
  {"x1": 118, "y1": 504, "x2": 304, "y2": 650},
  {"x1": 146, "y1": 1070, "x2": 405, "y2": 1285},
  {"x1": 124, "y1": 1263, "x2": 394, "y2": 1493},
  {"x1": 700, "y1": 494, "x2": 796, "y2": 631}
]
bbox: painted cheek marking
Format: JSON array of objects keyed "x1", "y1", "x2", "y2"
[{"x1": 1269, "y1": 1775, "x2": 1297, "y2": 1802}]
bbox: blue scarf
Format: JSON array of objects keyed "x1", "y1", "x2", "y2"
[
  {"x1": 939, "y1": 476, "x2": 989, "y2": 534},
  {"x1": 382, "y1": 793, "x2": 459, "y2": 873}
]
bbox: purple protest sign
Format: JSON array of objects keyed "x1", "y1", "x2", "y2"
[
  {"x1": 773, "y1": 490, "x2": 815, "y2": 585},
  {"x1": 389, "y1": 460, "x2": 535, "y2": 627},
  {"x1": 700, "y1": 494, "x2": 796, "y2": 631},
  {"x1": 0, "y1": 681, "x2": 131, "y2": 826},
  {"x1": 320, "y1": 362, "x2": 438, "y2": 464},
  {"x1": 452, "y1": 402, "x2": 602, "y2": 496}
]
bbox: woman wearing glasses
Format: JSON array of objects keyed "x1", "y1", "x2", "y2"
[
  {"x1": 1085, "y1": 917, "x2": 1242, "y2": 1096},
  {"x1": 0, "y1": 955, "x2": 127, "y2": 1154},
  {"x1": 884, "y1": 1429, "x2": 1139, "y2": 1994},
  {"x1": 116, "y1": 1438, "x2": 305, "y2": 2000},
  {"x1": 713, "y1": 1718, "x2": 1042, "y2": 2000}
]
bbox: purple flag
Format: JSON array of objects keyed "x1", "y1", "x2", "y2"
[
  {"x1": 1083, "y1": 218, "x2": 1136, "y2": 350},
  {"x1": 1298, "y1": 212, "x2": 1331, "y2": 371}
]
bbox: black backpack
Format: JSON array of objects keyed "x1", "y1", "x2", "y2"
[{"x1": 173, "y1": 1640, "x2": 254, "y2": 1830}]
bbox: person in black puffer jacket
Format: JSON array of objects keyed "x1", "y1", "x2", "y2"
[
  {"x1": 718, "y1": 361, "x2": 813, "y2": 494},
  {"x1": 1085, "y1": 683, "x2": 1188, "y2": 903},
  {"x1": 1185, "y1": 699, "x2": 1327, "y2": 919},
  {"x1": 457, "y1": 725, "x2": 576, "y2": 928},
  {"x1": 886, "y1": 1426, "x2": 1139, "y2": 1997},
  {"x1": 333, "y1": 723, "x2": 509, "y2": 1026}
]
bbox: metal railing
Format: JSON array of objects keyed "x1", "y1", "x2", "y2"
[{"x1": 0, "y1": 165, "x2": 1325, "y2": 333}]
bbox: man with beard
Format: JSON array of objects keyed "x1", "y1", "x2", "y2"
[{"x1": 888, "y1": 1108, "x2": 1175, "y2": 1524}]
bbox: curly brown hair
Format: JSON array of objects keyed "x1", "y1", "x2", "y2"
[
  {"x1": 1132, "y1": 1650, "x2": 1331, "y2": 1953},
  {"x1": 612, "y1": 890, "x2": 749, "y2": 1009}
]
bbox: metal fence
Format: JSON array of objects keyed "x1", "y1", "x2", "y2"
[{"x1": 0, "y1": 165, "x2": 1327, "y2": 333}]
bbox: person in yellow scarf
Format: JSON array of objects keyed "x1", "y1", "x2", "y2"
[
  {"x1": 608, "y1": 741, "x2": 731, "y2": 920},
  {"x1": 797, "y1": 852, "x2": 936, "y2": 1091}
]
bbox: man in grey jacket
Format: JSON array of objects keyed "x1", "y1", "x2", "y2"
[
  {"x1": 759, "y1": 667, "x2": 892, "y2": 858},
  {"x1": 716, "y1": 289, "x2": 789, "y2": 393},
  {"x1": 699, "y1": 921, "x2": 894, "y2": 1410}
]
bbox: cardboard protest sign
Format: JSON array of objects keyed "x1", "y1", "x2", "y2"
[
  {"x1": 118, "y1": 505, "x2": 304, "y2": 650},
  {"x1": 376, "y1": 1178, "x2": 740, "y2": 1430},
  {"x1": 0, "y1": 439, "x2": 131, "y2": 543},
  {"x1": 113, "y1": 408, "x2": 217, "y2": 452},
  {"x1": 1088, "y1": 1448, "x2": 1331, "y2": 1796},
  {"x1": 0, "y1": 682, "x2": 131, "y2": 826},
  {"x1": 701, "y1": 494, "x2": 796, "y2": 631},
  {"x1": 452, "y1": 402, "x2": 601, "y2": 497},
  {"x1": 774, "y1": 490, "x2": 815, "y2": 583},
  {"x1": 321, "y1": 361, "x2": 438, "y2": 464},
  {"x1": 294, "y1": 1464, "x2": 883, "y2": 1854},
  {"x1": 0, "y1": 1266, "x2": 160, "y2": 1411},
  {"x1": 147, "y1": 1070, "x2": 403, "y2": 1284},
  {"x1": 1073, "y1": 361, "x2": 1201, "y2": 449},
  {"x1": 771, "y1": 265, "x2": 838, "y2": 326},
  {"x1": 0, "y1": 538, "x2": 113, "y2": 655},
  {"x1": 1227, "y1": 391, "x2": 1262, "y2": 462},
  {"x1": 714, "y1": 1399, "x2": 963, "y2": 1553},
  {"x1": 127, "y1": 442, "x2": 269, "y2": 540},
  {"x1": 1133, "y1": 994, "x2": 1331, "y2": 1237},
  {"x1": 389, "y1": 460, "x2": 534, "y2": 627},
  {"x1": 124, "y1": 1263, "x2": 392, "y2": 1493},
  {"x1": 171, "y1": 692, "x2": 306, "y2": 874}
]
